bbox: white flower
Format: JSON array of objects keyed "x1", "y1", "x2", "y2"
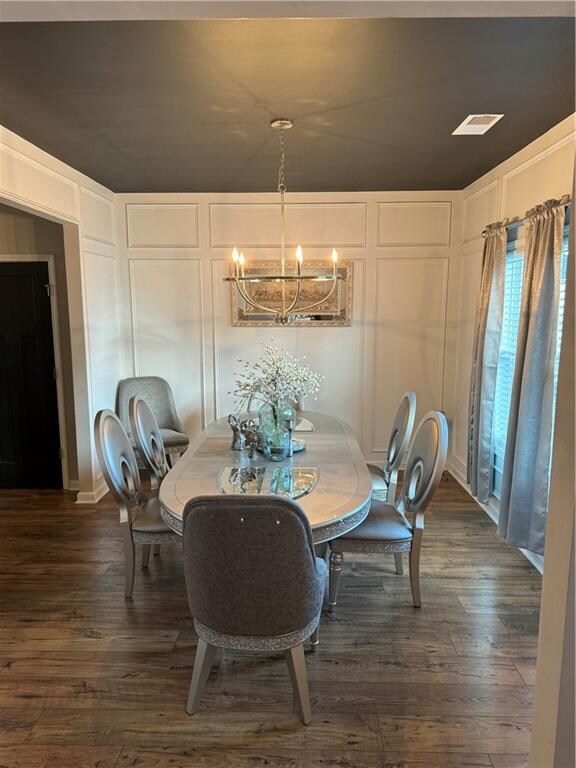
[{"x1": 231, "y1": 341, "x2": 324, "y2": 411}]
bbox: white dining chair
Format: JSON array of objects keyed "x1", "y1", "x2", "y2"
[
  {"x1": 328, "y1": 410, "x2": 448, "y2": 610},
  {"x1": 94, "y1": 409, "x2": 180, "y2": 598}
]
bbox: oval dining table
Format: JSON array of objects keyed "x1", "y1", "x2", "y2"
[{"x1": 159, "y1": 411, "x2": 373, "y2": 544}]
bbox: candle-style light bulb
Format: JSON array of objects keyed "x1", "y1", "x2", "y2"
[
  {"x1": 331, "y1": 248, "x2": 338, "y2": 277},
  {"x1": 295, "y1": 245, "x2": 303, "y2": 275},
  {"x1": 239, "y1": 252, "x2": 245, "y2": 277},
  {"x1": 232, "y1": 247, "x2": 239, "y2": 277}
]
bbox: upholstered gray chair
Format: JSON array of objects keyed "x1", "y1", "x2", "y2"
[
  {"x1": 128, "y1": 396, "x2": 169, "y2": 491},
  {"x1": 94, "y1": 409, "x2": 180, "y2": 598},
  {"x1": 367, "y1": 391, "x2": 417, "y2": 575},
  {"x1": 183, "y1": 495, "x2": 327, "y2": 724},
  {"x1": 116, "y1": 376, "x2": 189, "y2": 465},
  {"x1": 329, "y1": 410, "x2": 448, "y2": 610}
]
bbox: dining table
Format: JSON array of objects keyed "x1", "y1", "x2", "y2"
[{"x1": 159, "y1": 411, "x2": 373, "y2": 544}]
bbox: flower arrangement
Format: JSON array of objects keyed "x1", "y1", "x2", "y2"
[{"x1": 232, "y1": 341, "x2": 324, "y2": 412}]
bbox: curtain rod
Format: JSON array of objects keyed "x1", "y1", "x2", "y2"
[{"x1": 482, "y1": 197, "x2": 571, "y2": 237}]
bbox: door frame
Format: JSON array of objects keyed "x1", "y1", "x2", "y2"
[{"x1": 0, "y1": 253, "x2": 71, "y2": 489}]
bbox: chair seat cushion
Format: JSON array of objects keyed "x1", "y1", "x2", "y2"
[
  {"x1": 367, "y1": 463, "x2": 389, "y2": 496},
  {"x1": 341, "y1": 499, "x2": 413, "y2": 542},
  {"x1": 160, "y1": 428, "x2": 190, "y2": 451},
  {"x1": 132, "y1": 497, "x2": 173, "y2": 533}
]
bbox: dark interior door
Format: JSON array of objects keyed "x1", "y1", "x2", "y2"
[{"x1": 0, "y1": 261, "x2": 62, "y2": 488}]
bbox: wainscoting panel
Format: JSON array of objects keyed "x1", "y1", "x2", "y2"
[
  {"x1": 463, "y1": 182, "x2": 498, "y2": 243},
  {"x1": 501, "y1": 135, "x2": 575, "y2": 220},
  {"x1": 371, "y1": 257, "x2": 448, "y2": 453},
  {"x1": 377, "y1": 201, "x2": 452, "y2": 246},
  {"x1": 210, "y1": 202, "x2": 367, "y2": 248},
  {"x1": 0, "y1": 142, "x2": 79, "y2": 221},
  {"x1": 80, "y1": 188, "x2": 116, "y2": 245},
  {"x1": 127, "y1": 204, "x2": 200, "y2": 248},
  {"x1": 129, "y1": 258, "x2": 204, "y2": 439},
  {"x1": 83, "y1": 251, "x2": 123, "y2": 421}
]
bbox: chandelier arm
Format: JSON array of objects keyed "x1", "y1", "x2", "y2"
[
  {"x1": 292, "y1": 276, "x2": 338, "y2": 314},
  {"x1": 236, "y1": 278, "x2": 280, "y2": 317},
  {"x1": 283, "y1": 277, "x2": 303, "y2": 317}
]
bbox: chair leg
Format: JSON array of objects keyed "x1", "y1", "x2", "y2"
[
  {"x1": 153, "y1": 544, "x2": 161, "y2": 557},
  {"x1": 141, "y1": 544, "x2": 151, "y2": 568},
  {"x1": 122, "y1": 525, "x2": 135, "y2": 600},
  {"x1": 285, "y1": 644, "x2": 312, "y2": 725},
  {"x1": 309, "y1": 624, "x2": 320, "y2": 653},
  {"x1": 394, "y1": 553, "x2": 404, "y2": 575},
  {"x1": 186, "y1": 639, "x2": 218, "y2": 715},
  {"x1": 212, "y1": 647, "x2": 224, "y2": 672},
  {"x1": 328, "y1": 550, "x2": 343, "y2": 613},
  {"x1": 409, "y1": 538, "x2": 422, "y2": 608}
]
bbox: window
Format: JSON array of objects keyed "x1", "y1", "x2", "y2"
[{"x1": 491, "y1": 218, "x2": 570, "y2": 500}]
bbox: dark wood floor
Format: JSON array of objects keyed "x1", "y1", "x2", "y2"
[{"x1": 0, "y1": 475, "x2": 541, "y2": 768}]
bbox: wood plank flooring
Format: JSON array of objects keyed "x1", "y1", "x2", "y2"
[{"x1": 0, "y1": 476, "x2": 541, "y2": 768}]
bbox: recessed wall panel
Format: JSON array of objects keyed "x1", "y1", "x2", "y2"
[
  {"x1": 127, "y1": 204, "x2": 199, "y2": 248},
  {"x1": 210, "y1": 203, "x2": 366, "y2": 248},
  {"x1": 81, "y1": 188, "x2": 115, "y2": 245},
  {"x1": 372, "y1": 258, "x2": 448, "y2": 453},
  {"x1": 377, "y1": 202, "x2": 451, "y2": 246},
  {"x1": 463, "y1": 183, "x2": 498, "y2": 242},
  {"x1": 130, "y1": 259, "x2": 203, "y2": 439}
]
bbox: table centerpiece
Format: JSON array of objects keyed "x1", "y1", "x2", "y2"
[{"x1": 232, "y1": 342, "x2": 323, "y2": 461}]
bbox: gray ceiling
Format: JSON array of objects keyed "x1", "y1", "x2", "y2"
[{"x1": 0, "y1": 19, "x2": 573, "y2": 192}]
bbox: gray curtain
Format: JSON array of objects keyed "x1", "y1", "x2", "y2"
[
  {"x1": 498, "y1": 195, "x2": 571, "y2": 554},
  {"x1": 467, "y1": 221, "x2": 509, "y2": 502}
]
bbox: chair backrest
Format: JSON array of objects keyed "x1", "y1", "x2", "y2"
[
  {"x1": 183, "y1": 495, "x2": 323, "y2": 638},
  {"x1": 94, "y1": 409, "x2": 142, "y2": 509},
  {"x1": 116, "y1": 376, "x2": 183, "y2": 434},
  {"x1": 129, "y1": 396, "x2": 169, "y2": 484},
  {"x1": 397, "y1": 410, "x2": 448, "y2": 522},
  {"x1": 385, "y1": 391, "x2": 417, "y2": 476}
]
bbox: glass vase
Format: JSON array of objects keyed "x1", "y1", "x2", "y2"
[{"x1": 258, "y1": 401, "x2": 291, "y2": 462}]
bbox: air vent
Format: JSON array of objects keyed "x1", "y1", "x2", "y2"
[{"x1": 452, "y1": 114, "x2": 504, "y2": 135}]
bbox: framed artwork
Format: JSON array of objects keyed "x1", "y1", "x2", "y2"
[{"x1": 230, "y1": 260, "x2": 353, "y2": 327}]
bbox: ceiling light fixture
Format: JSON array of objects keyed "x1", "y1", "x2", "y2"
[{"x1": 224, "y1": 118, "x2": 342, "y2": 325}]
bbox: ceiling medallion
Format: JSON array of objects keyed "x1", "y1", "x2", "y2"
[{"x1": 224, "y1": 118, "x2": 343, "y2": 325}]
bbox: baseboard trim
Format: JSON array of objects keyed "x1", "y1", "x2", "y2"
[
  {"x1": 76, "y1": 475, "x2": 108, "y2": 505},
  {"x1": 67, "y1": 479, "x2": 80, "y2": 492},
  {"x1": 446, "y1": 461, "x2": 544, "y2": 575}
]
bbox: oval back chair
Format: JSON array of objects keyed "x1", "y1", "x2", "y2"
[
  {"x1": 94, "y1": 409, "x2": 180, "y2": 598},
  {"x1": 129, "y1": 396, "x2": 169, "y2": 491},
  {"x1": 329, "y1": 410, "x2": 448, "y2": 610}
]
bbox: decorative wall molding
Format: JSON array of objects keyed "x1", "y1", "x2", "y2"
[
  {"x1": 377, "y1": 201, "x2": 452, "y2": 246},
  {"x1": 500, "y1": 134, "x2": 575, "y2": 219},
  {"x1": 0, "y1": 141, "x2": 79, "y2": 221},
  {"x1": 127, "y1": 203, "x2": 200, "y2": 248},
  {"x1": 370, "y1": 256, "x2": 449, "y2": 453},
  {"x1": 80, "y1": 187, "x2": 116, "y2": 245},
  {"x1": 462, "y1": 181, "x2": 498, "y2": 243},
  {"x1": 209, "y1": 202, "x2": 367, "y2": 248}
]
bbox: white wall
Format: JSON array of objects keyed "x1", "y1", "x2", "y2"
[
  {"x1": 447, "y1": 114, "x2": 575, "y2": 485},
  {"x1": 0, "y1": 127, "x2": 123, "y2": 501},
  {"x1": 116, "y1": 191, "x2": 462, "y2": 461}
]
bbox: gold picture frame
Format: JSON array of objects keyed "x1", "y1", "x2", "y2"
[{"x1": 230, "y1": 260, "x2": 353, "y2": 327}]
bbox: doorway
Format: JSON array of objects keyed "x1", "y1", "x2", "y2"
[{"x1": 0, "y1": 261, "x2": 62, "y2": 488}]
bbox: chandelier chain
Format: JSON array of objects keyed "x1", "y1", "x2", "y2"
[{"x1": 277, "y1": 130, "x2": 287, "y2": 194}]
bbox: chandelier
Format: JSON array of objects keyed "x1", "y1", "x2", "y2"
[{"x1": 224, "y1": 118, "x2": 342, "y2": 325}]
